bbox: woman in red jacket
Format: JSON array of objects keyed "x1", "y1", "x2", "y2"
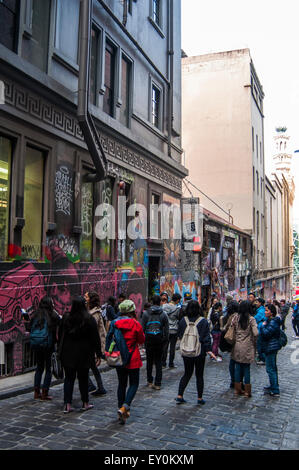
[{"x1": 112, "y1": 299, "x2": 145, "y2": 424}]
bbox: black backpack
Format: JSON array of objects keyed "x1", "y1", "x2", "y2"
[{"x1": 145, "y1": 312, "x2": 164, "y2": 344}]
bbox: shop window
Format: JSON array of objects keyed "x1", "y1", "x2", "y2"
[
  {"x1": 0, "y1": 0, "x2": 19, "y2": 52},
  {"x1": 22, "y1": 0, "x2": 51, "y2": 72},
  {"x1": 22, "y1": 147, "x2": 44, "y2": 260},
  {"x1": 0, "y1": 343, "x2": 13, "y2": 376},
  {"x1": 0, "y1": 136, "x2": 12, "y2": 261},
  {"x1": 80, "y1": 181, "x2": 94, "y2": 262},
  {"x1": 54, "y1": 0, "x2": 80, "y2": 64}
]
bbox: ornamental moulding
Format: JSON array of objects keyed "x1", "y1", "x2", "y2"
[{"x1": 1, "y1": 77, "x2": 182, "y2": 192}]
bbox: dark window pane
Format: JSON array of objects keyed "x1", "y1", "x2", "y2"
[
  {"x1": 103, "y1": 44, "x2": 115, "y2": 116},
  {"x1": 0, "y1": 0, "x2": 19, "y2": 52},
  {"x1": 152, "y1": 85, "x2": 160, "y2": 127},
  {"x1": 0, "y1": 136, "x2": 12, "y2": 261},
  {"x1": 55, "y1": 0, "x2": 80, "y2": 63},
  {"x1": 153, "y1": 0, "x2": 160, "y2": 25},
  {"x1": 120, "y1": 57, "x2": 130, "y2": 127},
  {"x1": 90, "y1": 27, "x2": 99, "y2": 105},
  {"x1": 22, "y1": 0, "x2": 50, "y2": 72}
]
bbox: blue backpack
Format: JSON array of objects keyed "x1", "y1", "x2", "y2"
[
  {"x1": 30, "y1": 318, "x2": 52, "y2": 349},
  {"x1": 105, "y1": 319, "x2": 133, "y2": 368},
  {"x1": 145, "y1": 312, "x2": 163, "y2": 344}
]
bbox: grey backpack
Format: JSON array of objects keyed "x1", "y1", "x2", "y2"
[{"x1": 180, "y1": 317, "x2": 203, "y2": 357}]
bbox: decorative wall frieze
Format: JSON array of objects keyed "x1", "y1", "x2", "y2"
[{"x1": 1, "y1": 76, "x2": 182, "y2": 192}]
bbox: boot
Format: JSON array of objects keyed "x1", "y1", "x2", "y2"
[
  {"x1": 244, "y1": 384, "x2": 252, "y2": 398},
  {"x1": 41, "y1": 388, "x2": 53, "y2": 400},
  {"x1": 234, "y1": 382, "x2": 243, "y2": 395},
  {"x1": 34, "y1": 387, "x2": 41, "y2": 399}
]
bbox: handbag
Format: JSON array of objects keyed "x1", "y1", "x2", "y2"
[
  {"x1": 224, "y1": 321, "x2": 236, "y2": 345},
  {"x1": 51, "y1": 350, "x2": 64, "y2": 380}
]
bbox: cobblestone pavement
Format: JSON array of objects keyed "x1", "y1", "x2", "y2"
[{"x1": 0, "y1": 318, "x2": 298, "y2": 451}]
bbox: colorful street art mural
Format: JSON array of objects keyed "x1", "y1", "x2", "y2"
[{"x1": 0, "y1": 241, "x2": 148, "y2": 375}]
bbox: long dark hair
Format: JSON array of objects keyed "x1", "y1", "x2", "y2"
[
  {"x1": 186, "y1": 300, "x2": 203, "y2": 318},
  {"x1": 32, "y1": 296, "x2": 54, "y2": 328},
  {"x1": 238, "y1": 301, "x2": 250, "y2": 330},
  {"x1": 265, "y1": 303, "x2": 277, "y2": 317},
  {"x1": 64, "y1": 296, "x2": 90, "y2": 335},
  {"x1": 223, "y1": 300, "x2": 239, "y2": 326}
]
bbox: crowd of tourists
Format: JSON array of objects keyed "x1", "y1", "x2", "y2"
[{"x1": 24, "y1": 290, "x2": 298, "y2": 424}]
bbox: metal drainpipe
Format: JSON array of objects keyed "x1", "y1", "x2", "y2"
[
  {"x1": 78, "y1": 0, "x2": 107, "y2": 183},
  {"x1": 167, "y1": 0, "x2": 173, "y2": 158}
]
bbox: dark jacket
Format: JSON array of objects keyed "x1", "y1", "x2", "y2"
[
  {"x1": 177, "y1": 316, "x2": 212, "y2": 357},
  {"x1": 106, "y1": 304, "x2": 117, "y2": 321},
  {"x1": 210, "y1": 310, "x2": 222, "y2": 333},
  {"x1": 259, "y1": 316, "x2": 281, "y2": 354},
  {"x1": 293, "y1": 304, "x2": 299, "y2": 321},
  {"x1": 59, "y1": 314, "x2": 102, "y2": 369},
  {"x1": 141, "y1": 306, "x2": 169, "y2": 343}
]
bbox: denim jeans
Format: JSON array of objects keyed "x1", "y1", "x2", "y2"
[
  {"x1": 34, "y1": 348, "x2": 53, "y2": 390},
  {"x1": 88, "y1": 357, "x2": 106, "y2": 392},
  {"x1": 292, "y1": 319, "x2": 299, "y2": 336},
  {"x1": 265, "y1": 352, "x2": 279, "y2": 394},
  {"x1": 116, "y1": 368, "x2": 140, "y2": 409},
  {"x1": 162, "y1": 334, "x2": 178, "y2": 366},
  {"x1": 64, "y1": 367, "x2": 89, "y2": 404},
  {"x1": 146, "y1": 342, "x2": 163, "y2": 386},
  {"x1": 235, "y1": 362, "x2": 250, "y2": 384},
  {"x1": 229, "y1": 358, "x2": 236, "y2": 383},
  {"x1": 257, "y1": 335, "x2": 266, "y2": 362}
]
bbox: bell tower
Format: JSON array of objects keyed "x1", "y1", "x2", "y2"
[{"x1": 273, "y1": 126, "x2": 293, "y2": 184}]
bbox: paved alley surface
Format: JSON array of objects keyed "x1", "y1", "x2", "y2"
[{"x1": 0, "y1": 321, "x2": 298, "y2": 451}]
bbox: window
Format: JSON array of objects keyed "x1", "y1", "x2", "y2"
[
  {"x1": 22, "y1": 0, "x2": 51, "y2": 72},
  {"x1": 120, "y1": 55, "x2": 131, "y2": 127},
  {"x1": 128, "y1": 0, "x2": 133, "y2": 14},
  {"x1": 257, "y1": 210, "x2": 259, "y2": 238},
  {"x1": 0, "y1": 0, "x2": 19, "y2": 52},
  {"x1": 103, "y1": 42, "x2": 116, "y2": 117},
  {"x1": 253, "y1": 208, "x2": 255, "y2": 233},
  {"x1": 256, "y1": 170, "x2": 259, "y2": 195},
  {"x1": 99, "y1": 178, "x2": 113, "y2": 261},
  {"x1": 22, "y1": 147, "x2": 44, "y2": 260},
  {"x1": 90, "y1": 26, "x2": 100, "y2": 105},
  {"x1": 253, "y1": 166, "x2": 255, "y2": 191},
  {"x1": 252, "y1": 127, "x2": 254, "y2": 151},
  {"x1": 260, "y1": 142, "x2": 262, "y2": 163},
  {"x1": 150, "y1": 193, "x2": 160, "y2": 239},
  {"x1": 54, "y1": 0, "x2": 80, "y2": 64},
  {"x1": 151, "y1": 84, "x2": 161, "y2": 128},
  {"x1": 152, "y1": 0, "x2": 161, "y2": 26},
  {"x1": 256, "y1": 135, "x2": 258, "y2": 159},
  {"x1": 80, "y1": 182, "x2": 94, "y2": 262},
  {"x1": 0, "y1": 136, "x2": 12, "y2": 261},
  {"x1": 261, "y1": 177, "x2": 263, "y2": 198}
]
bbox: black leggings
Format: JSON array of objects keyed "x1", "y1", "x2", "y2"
[
  {"x1": 178, "y1": 356, "x2": 206, "y2": 398},
  {"x1": 64, "y1": 367, "x2": 89, "y2": 404}
]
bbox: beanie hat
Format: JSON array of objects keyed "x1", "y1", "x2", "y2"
[{"x1": 118, "y1": 299, "x2": 136, "y2": 314}]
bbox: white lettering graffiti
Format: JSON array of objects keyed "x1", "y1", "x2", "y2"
[{"x1": 55, "y1": 166, "x2": 73, "y2": 215}]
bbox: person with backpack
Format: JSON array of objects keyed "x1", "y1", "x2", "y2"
[
  {"x1": 175, "y1": 300, "x2": 217, "y2": 405},
  {"x1": 102, "y1": 296, "x2": 118, "y2": 333},
  {"x1": 107, "y1": 299, "x2": 145, "y2": 424},
  {"x1": 141, "y1": 295, "x2": 169, "y2": 390},
  {"x1": 220, "y1": 300, "x2": 241, "y2": 389},
  {"x1": 161, "y1": 293, "x2": 182, "y2": 368},
  {"x1": 59, "y1": 296, "x2": 103, "y2": 413},
  {"x1": 231, "y1": 301, "x2": 258, "y2": 398},
  {"x1": 29, "y1": 296, "x2": 61, "y2": 400},
  {"x1": 210, "y1": 302, "x2": 223, "y2": 361},
  {"x1": 260, "y1": 303, "x2": 282, "y2": 397},
  {"x1": 84, "y1": 291, "x2": 107, "y2": 396}
]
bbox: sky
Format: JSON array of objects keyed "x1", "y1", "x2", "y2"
[{"x1": 181, "y1": 0, "x2": 299, "y2": 226}]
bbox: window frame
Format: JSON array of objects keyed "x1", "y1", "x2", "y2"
[
  {"x1": 119, "y1": 52, "x2": 133, "y2": 128},
  {"x1": 90, "y1": 22, "x2": 104, "y2": 106},
  {"x1": 102, "y1": 36, "x2": 119, "y2": 118},
  {"x1": 0, "y1": 133, "x2": 14, "y2": 261},
  {"x1": 149, "y1": 76, "x2": 163, "y2": 131},
  {"x1": 148, "y1": 0, "x2": 164, "y2": 37},
  {"x1": 52, "y1": 0, "x2": 81, "y2": 73}
]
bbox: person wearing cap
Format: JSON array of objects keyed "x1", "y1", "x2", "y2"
[
  {"x1": 254, "y1": 297, "x2": 266, "y2": 365},
  {"x1": 160, "y1": 292, "x2": 169, "y2": 305},
  {"x1": 180, "y1": 292, "x2": 192, "y2": 319},
  {"x1": 108, "y1": 299, "x2": 145, "y2": 424}
]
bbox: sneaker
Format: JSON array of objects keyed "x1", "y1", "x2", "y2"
[
  {"x1": 256, "y1": 361, "x2": 266, "y2": 365},
  {"x1": 175, "y1": 397, "x2": 187, "y2": 404},
  {"x1": 269, "y1": 392, "x2": 280, "y2": 397},
  {"x1": 91, "y1": 389, "x2": 107, "y2": 396},
  {"x1": 216, "y1": 356, "x2": 223, "y2": 362},
  {"x1": 118, "y1": 406, "x2": 128, "y2": 424},
  {"x1": 88, "y1": 385, "x2": 97, "y2": 393},
  {"x1": 169, "y1": 364, "x2": 177, "y2": 368},
  {"x1": 197, "y1": 399, "x2": 206, "y2": 405},
  {"x1": 152, "y1": 385, "x2": 161, "y2": 390},
  {"x1": 147, "y1": 382, "x2": 153, "y2": 388}
]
